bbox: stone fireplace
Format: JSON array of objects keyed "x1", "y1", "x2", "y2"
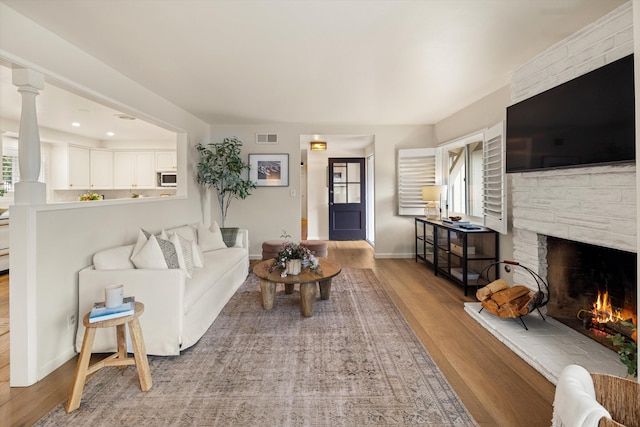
[
  {"x1": 510, "y1": 163, "x2": 637, "y2": 338},
  {"x1": 468, "y1": 164, "x2": 638, "y2": 384}
]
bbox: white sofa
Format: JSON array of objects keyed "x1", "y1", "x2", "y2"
[{"x1": 75, "y1": 224, "x2": 249, "y2": 356}]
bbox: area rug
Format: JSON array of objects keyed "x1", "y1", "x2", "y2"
[{"x1": 36, "y1": 269, "x2": 476, "y2": 426}]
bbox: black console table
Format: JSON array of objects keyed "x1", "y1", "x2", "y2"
[{"x1": 415, "y1": 218, "x2": 499, "y2": 296}]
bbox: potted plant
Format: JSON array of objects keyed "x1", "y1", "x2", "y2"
[
  {"x1": 196, "y1": 136, "x2": 255, "y2": 246},
  {"x1": 607, "y1": 321, "x2": 637, "y2": 379}
]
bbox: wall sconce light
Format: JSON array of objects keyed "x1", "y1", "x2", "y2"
[{"x1": 310, "y1": 141, "x2": 327, "y2": 151}]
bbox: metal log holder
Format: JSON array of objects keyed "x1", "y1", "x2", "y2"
[{"x1": 475, "y1": 260, "x2": 550, "y2": 330}]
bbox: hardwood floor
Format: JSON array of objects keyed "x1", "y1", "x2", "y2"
[{"x1": 0, "y1": 242, "x2": 555, "y2": 426}]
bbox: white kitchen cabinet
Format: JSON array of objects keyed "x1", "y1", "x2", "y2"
[
  {"x1": 68, "y1": 146, "x2": 90, "y2": 189},
  {"x1": 156, "y1": 151, "x2": 177, "y2": 171},
  {"x1": 90, "y1": 150, "x2": 113, "y2": 189},
  {"x1": 113, "y1": 151, "x2": 155, "y2": 189},
  {"x1": 51, "y1": 145, "x2": 112, "y2": 190}
]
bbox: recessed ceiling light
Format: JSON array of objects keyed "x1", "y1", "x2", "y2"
[
  {"x1": 71, "y1": 122, "x2": 80, "y2": 127},
  {"x1": 115, "y1": 113, "x2": 136, "y2": 120},
  {"x1": 106, "y1": 131, "x2": 115, "y2": 137}
]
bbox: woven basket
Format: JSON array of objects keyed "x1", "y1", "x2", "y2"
[{"x1": 591, "y1": 373, "x2": 639, "y2": 427}]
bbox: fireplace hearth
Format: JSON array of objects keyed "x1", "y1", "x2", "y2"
[{"x1": 546, "y1": 236, "x2": 637, "y2": 351}]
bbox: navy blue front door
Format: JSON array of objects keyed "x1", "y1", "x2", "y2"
[{"x1": 328, "y1": 158, "x2": 366, "y2": 240}]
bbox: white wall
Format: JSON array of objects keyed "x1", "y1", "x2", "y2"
[
  {"x1": 1, "y1": 4, "x2": 210, "y2": 385},
  {"x1": 212, "y1": 125, "x2": 435, "y2": 259},
  {"x1": 434, "y1": 85, "x2": 511, "y2": 144}
]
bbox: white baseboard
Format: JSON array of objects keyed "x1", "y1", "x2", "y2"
[
  {"x1": 373, "y1": 253, "x2": 413, "y2": 259},
  {"x1": 38, "y1": 345, "x2": 76, "y2": 382}
]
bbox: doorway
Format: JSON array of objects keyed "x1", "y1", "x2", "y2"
[
  {"x1": 328, "y1": 158, "x2": 366, "y2": 240},
  {"x1": 300, "y1": 134, "x2": 374, "y2": 242}
]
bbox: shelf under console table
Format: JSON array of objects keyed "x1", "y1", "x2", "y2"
[{"x1": 415, "y1": 218, "x2": 499, "y2": 296}]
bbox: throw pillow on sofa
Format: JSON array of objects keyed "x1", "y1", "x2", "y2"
[
  {"x1": 166, "y1": 224, "x2": 204, "y2": 268},
  {"x1": 130, "y1": 234, "x2": 169, "y2": 269},
  {"x1": 163, "y1": 231, "x2": 194, "y2": 278},
  {"x1": 130, "y1": 229, "x2": 181, "y2": 272},
  {"x1": 156, "y1": 236, "x2": 180, "y2": 269},
  {"x1": 197, "y1": 222, "x2": 227, "y2": 252},
  {"x1": 131, "y1": 228, "x2": 151, "y2": 260}
]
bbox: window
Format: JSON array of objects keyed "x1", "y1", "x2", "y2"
[
  {"x1": 439, "y1": 123, "x2": 506, "y2": 233},
  {"x1": 1, "y1": 143, "x2": 47, "y2": 193},
  {"x1": 440, "y1": 132, "x2": 484, "y2": 218},
  {"x1": 397, "y1": 148, "x2": 437, "y2": 215},
  {"x1": 2, "y1": 155, "x2": 18, "y2": 193}
]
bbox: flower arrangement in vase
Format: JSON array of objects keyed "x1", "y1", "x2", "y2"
[
  {"x1": 269, "y1": 231, "x2": 320, "y2": 276},
  {"x1": 79, "y1": 191, "x2": 102, "y2": 201}
]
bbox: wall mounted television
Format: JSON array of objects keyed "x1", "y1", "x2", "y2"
[{"x1": 506, "y1": 54, "x2": 635, "y2": 173}]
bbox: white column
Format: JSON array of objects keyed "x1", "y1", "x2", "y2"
[
  {"x1": 12, "y1": 67, "x2": 46, "y2": 205},
  {"x1": 10, "y1": 67, "x2": 45, "y2": 386}
]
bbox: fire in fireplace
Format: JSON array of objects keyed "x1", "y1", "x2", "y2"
[
  {"x1": 592, "y1": 291, "x2": 623, "y2": 324},
  {"x1": 577, "y1": 290, "x2": 637, "y2": 346},
  {"x1": 546, "y1": 236, "x2": 637, "y2": 351}
]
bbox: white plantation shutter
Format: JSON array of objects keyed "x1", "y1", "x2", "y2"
[
  {"x1": 1, "y1": 147, "x2": 47, "y2": 192},
  {"x1": 397, "y1": 148, "x2": 436, "y2": 215},
  {"x1": 483, "y1": 121, "x2": 507, "y2": 234},
  {"x1": 1, "y1": 155, "x2": 17, "y2": 192}
]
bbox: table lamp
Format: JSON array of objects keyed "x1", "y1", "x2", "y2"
[{"x1": 422, "y1": 185, "x2": 444, "y2": 220}]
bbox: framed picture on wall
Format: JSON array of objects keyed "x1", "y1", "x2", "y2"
[{"x1": 249, "y1": 153, "x2": 289, "y2": 187}]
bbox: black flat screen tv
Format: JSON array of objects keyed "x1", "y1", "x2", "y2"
[{"x1": 506, "y1": 54, "x2": 635, "y2": 173}]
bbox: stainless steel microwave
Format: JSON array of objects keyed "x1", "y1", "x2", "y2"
[{"x1": 158, "y1": 172, "x2": 177, "y2": 187}]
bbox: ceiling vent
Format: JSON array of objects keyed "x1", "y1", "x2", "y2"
[{"x1": 255, "y1": 133, "x2": 278, "y2": 144}]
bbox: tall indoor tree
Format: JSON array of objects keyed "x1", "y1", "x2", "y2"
[{"x1": 196, "y1": 137, "x2": 255, "y2": 243}]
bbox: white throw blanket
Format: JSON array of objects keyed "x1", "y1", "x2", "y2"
[{"x1": 552, "y1": 364, "x2": 612, "y2": 427}]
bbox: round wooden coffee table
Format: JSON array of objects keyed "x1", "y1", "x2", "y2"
[{"x1": 253, "y1": 258, "x2": 341, "y2": 317}]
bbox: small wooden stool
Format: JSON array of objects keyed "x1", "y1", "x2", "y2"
[{"x1": 66, "y1": 302, "x2": 152, "y2": 412}]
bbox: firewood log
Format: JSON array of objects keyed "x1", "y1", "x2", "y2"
[
  {"x1": 491, "y1": 285, "x2": 530, "y2": 306},
  {"x1": 524, "y1": 291, "x2": 539, "y2": 315},
  {"x1": 518, "y1": 292, "x2": 535, "y2": 316},
  {"x1": 481, "y1": 299, "x2": 500, "y2": 316},
  {"x1": 498, "y1": 293, "x2": 533, "y2": 318},
  {"x1": 476, "y1": 278, "x2": 510, "y2": 301}
]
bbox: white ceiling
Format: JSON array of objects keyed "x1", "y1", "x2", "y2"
[{"x1": 0, "y1": 0, "x2": 627, "y2": 131}]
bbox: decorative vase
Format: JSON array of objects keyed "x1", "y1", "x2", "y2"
[{"x1": 286, "y1": 259, "x2": 302, "y2": 275}]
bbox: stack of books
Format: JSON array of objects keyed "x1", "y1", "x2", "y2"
[
  {"x1": 89, "y1": 296, "x2": 135, "y2": 323},
  {"x1": 442, "y1": 219, "x2": 471, "y2": 226}
]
